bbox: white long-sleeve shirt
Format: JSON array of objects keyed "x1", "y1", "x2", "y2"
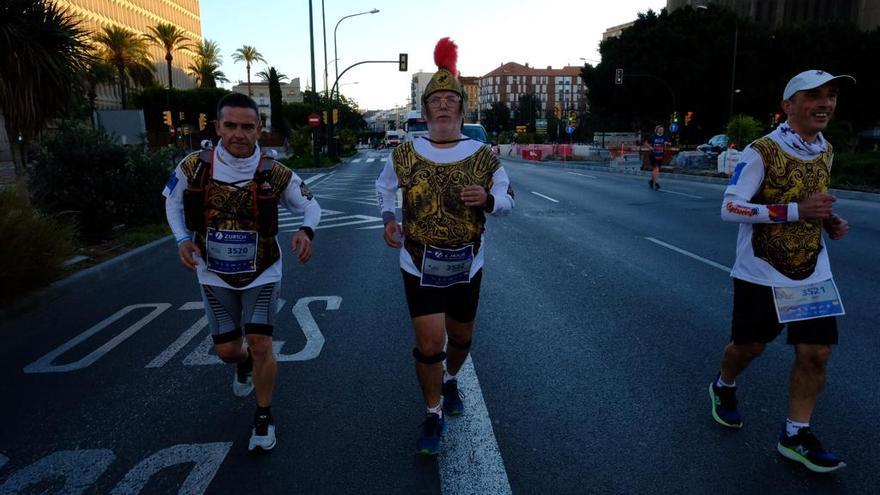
[
  {"x1": 375, "y1": 137, "x2": 514, "y2": 277},
  {"x1": 163, "y1": 145, "x2": 321, "y2": 290},
  {"x1": 720, "y1": 132, "x2": 832, "y2": 287}
]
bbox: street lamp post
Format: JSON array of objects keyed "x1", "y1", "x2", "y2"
[{"x1": 330, "y1": 8, "x2": 379, "y2": 157}]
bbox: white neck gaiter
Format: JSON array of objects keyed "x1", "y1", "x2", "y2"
[{"x1": 775, "y1": 121, "x2": 827, "y2": 158}]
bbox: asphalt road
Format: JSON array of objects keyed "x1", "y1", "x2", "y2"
[{"x1": 1, "y1": 148, "x2": 877, "y2": 494}]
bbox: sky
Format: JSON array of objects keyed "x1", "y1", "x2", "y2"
[{"x1": 201, "y1": 0, "x2": 667, "y2": 110}]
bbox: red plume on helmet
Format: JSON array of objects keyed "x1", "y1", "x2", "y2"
[{"x1": 433, "y1": 37, "x2": 458, "y2": 77}]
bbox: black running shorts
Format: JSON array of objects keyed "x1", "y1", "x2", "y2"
[
  {"x1": 402, "y1": 269, "x2": 483, "y2": 323},
  {"x1": 730, "y1": 278, "x2": 838, "y2": 345}
]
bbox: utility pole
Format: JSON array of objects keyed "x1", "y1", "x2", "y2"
[{"x1": 308, "y1": 0, "x2": 319, "y2": 166}]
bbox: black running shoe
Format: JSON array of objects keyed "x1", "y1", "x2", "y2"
[
  {"x1": 442, "y1": 379, "x2": 464, "y2": 416},
  {"x1": 416, "y1": 413, "x2": 445, "y2": 456},
  {"x1": 777, "y1": 426, "x2": 845, "y2": 473},
  {"x1": 709, "y1": 377, "x2": 743, "y2": 428}
]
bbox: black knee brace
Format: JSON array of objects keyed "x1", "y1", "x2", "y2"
[
  {"x1": 212, "y1": 328, "x2": 243, "y2": 345},
  {"x1": 244, "y1": 323, "x2": 274, "y2": 337},
  {"x1": 447, "y1": 338, "x2": 472, "y2": 350},
  {"x1": 413, "y1": 347, "x2": 446, "y2": 364}
]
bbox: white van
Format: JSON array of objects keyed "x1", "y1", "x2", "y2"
[{"x1": 403, "y1": 110, "x2": 428, "y2": 142}]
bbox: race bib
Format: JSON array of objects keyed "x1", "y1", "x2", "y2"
[
  {"x1": 773, "y1": 278, "x2": 845, "y2": 323},
  {"x1": 205, "y1": 228, "x2": 258, "y2": 274},
  {"x1": 420, "y1": 244, "x2": 474, "y2": 288}
]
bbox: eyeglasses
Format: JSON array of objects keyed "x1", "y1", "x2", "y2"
[{"x1": 426, "y1": 95, "x2": 462, "y2": 108}]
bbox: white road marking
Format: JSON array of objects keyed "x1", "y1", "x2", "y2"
[
  {"x1": 644, "y1": 237, "x2": 731, "y2": 272},
  {"x1": 658, "y1": 189, "x2": 704, "y2": 199},
  {"x1": 304, "y1": 173, "x2": 327, "y2": 185},
  {"x1": 109, "y1": 443, "x2": 231, "y2": 495},
  {"x1": 366, "y1": 158, "x2": 377, "y2": 162},
  {"x1": 351, "y1": 158, "x2": 362, "y2": 163},
  {"x1": 23, "y1": 304, "x2": 171, "y2": 373},
  {"x1": 0, "y1": 449, "x2": 115, "y2": 495},
  {"x1": 440, "y1": 356, "x2": 512, "y2": 495},
  {"x1": 357, "y1": 224, "x2": 387, "y2": 229},
  {"x1": 530, "y1": 191, "x2": 560, "y2": 203},
  {"x1": 567, "y1": 172, "x2": 597, "y2": 178}
]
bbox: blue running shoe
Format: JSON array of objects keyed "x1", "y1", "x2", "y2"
[
  {"x1": 777, "y1": 426, "x2": 845, "y2": 473},
  {"x1": 416, "y1": 413, "x2": 445, "y2": 456},
  {"x1": 709, "y1": 378, "x2": 743, "y2": 428},
  {"x1": 442, "y1": 380, "x2": 464, "y2": 416}
]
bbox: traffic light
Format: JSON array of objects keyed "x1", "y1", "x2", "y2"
[
  {"x1": 322, "y1": 111, "x2": 328, "y2": 124},
  {"x1": 178, "y1": 111, "x2": 185, "y2": 122},
  {"x1": 198, "y1": 113, "x2": 207, "y2": 131},
  {"x1": 399, "y1": 53, "x2": 408, "y2": 72},
  {"x1": 615, "y1": 68, "x2": 624, "y2": 85},
  {"x1": 554, "y1": 103, "x2": 561, "y2": 119},
  {"x1": 16, "y1": 131, "x2": 23, "y2": 143},
  {"x1": 162, "y1": 110, "x2": 172, "y2": 128},
  {"x1": 685, "y1": 111, "x2": 694, "y2": 126},
  {"x1": 671, "y1": 111, "x2": 679, "y2": 124},
  {"x1": 332, "y1": 108, "x2": 338, "y2": 124}
]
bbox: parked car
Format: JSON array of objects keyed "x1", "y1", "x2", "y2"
[
  {"x1": 697, "y1": 134, "x2": 729, "y2": 160},
  {"x1": 462, "y1": 123, "x2": 489, "y2": 143}
]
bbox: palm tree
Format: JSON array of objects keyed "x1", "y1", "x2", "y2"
[
  {"x1": 232, "y1": 45, "x2": 266, "y2": 96},
  {"x1": 257, "y1": 68, "x2": 288, "y2": 83},
  {"x1": 84, "y1": 59, "x2": 115, "y2": 118},
  {"x1": 144, "y1": 22, "x2": 192, "y2": 90},
  {"x1": 188, "y1": 39, "x2": 228, "y2": 88},
  {"x1": 94, "y1": 25, "x2": 154, "y2": 108},
  {"x1": 0, "y1": 0, "x2": 91, "y2": 183}
]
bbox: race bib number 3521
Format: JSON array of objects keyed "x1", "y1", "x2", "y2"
[{"x1": 773, "y1": 278, "x2": 845, "y2": 323}]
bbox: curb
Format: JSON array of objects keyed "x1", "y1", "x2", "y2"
[
  {"x1": 0, "y1": 235, "x2": 176, "y2": 320},
  {"x1": 503, "y1": 156, "x2": 880, "y2": 202}
]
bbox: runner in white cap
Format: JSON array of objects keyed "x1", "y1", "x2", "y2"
[{"x1": 708, "y1": 69, "x2": 854, "y2": 473}]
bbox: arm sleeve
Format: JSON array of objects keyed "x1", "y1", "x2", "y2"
[
  {"x1": 162, "y1": 165, "x2": 192, "y2": 245},
  {"x1": 375, "y1": 154, "x2": 399, "y2": 218},
  {"x1": 280, "y1": 173, "x2": 321, "y2": 230},
  {"x1": 720, "y1": 147, "x2": 799, "y2": 224},
  {"x1": 487, "y1": 166, "x2": 514, "y2": 216}
]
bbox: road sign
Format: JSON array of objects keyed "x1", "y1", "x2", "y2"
[
  {"x1": 565, "y1": 125, "x2": 575, "y2": 134},
  {"x1": 515, "y1": 125, "x2": 527, "y2": 134},
  {"x1": 307, "y1": 113, "x2": 321, "y2": 127},
  {"x1": 536, "y1": 119, "x2": 547, "y2": 135},
  {"x1": 669, "y1": 123, "x2": 679, "y2": 133}
]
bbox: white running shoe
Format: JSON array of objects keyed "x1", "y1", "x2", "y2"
[
  {"x1": 232, "y1": 371, "x2": 254, "y2": 397},
  {"x1": 248, "y1": 415, "x2": 276, "y2": 451}
]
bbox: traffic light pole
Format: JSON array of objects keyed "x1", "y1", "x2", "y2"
[{"x1": 329, "y1": 59, "x2": 404, "y2": 159}]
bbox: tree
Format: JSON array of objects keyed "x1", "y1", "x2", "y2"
[
  {"x1": 232, "y1": 45, "x2": 266, "y2": 96},
  {"x1": 144, "y1": 22, "x2": 192, "y2": 90},
  {"x1": 0, "y1": 0, "x2": 91, "y2": 183},
  {"x1": 480, "y1": 102, "x2": 511, "y2": 135},
  {"x1": 188, "y1": 39, "x2": 228, "y2": 88},
  {"x1": 94, "y1": 25, "x2": 154, "y2": 108},
  {"x1": 257, "y1": 67, "x2": 289, "y2": 136},
  {"x1": 514, "y1": 94, "x2": 541, "y2": 131},
  {"x1": 84, "y1": 60, "x2": 115, "y2": 118}
]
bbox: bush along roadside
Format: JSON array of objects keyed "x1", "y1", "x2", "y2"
[
  {"x1": 30, "y1": 123, "x2": 175, "y2": 243},
  {"x1": 832, "y1": 151, "x2": 880, "y2": 192},
  {"x1": 0, "y1": 188, "x2": 74, "y2": 304}
]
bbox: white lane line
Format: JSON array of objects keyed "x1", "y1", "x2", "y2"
[
  {"x1": 279, "y1": 215, "x2": 382, "y2": 231},
  {"x1": 304, "y1": 173, "x2": 327, "y2": 185},
  {"x1": 658, "y1": 189, "x2": 704, "y2": 199},
  {"x1": 351, "y1": 158, "x2": 362, "y2": 163},
  {"x1": 530, "y1": 191, "x2": 559, "y2": 203},
  {"x1": 357, "y1": 224, "x2": 386, "y2": 229},
  {"x1": 366, "y1": 158, "x2": 377, "y2": 163},
  {"x1": 567, "y1": 172, "x2": 597, "y2": 178},
  {"x1": 440, "y1": 356, "x2": 512, "y2": 495},
  {"x1": 278, "y1": 209, "x2": 343, "y2": 220},
  {"x1": 644, "y1": 237, "x2": 730, "y2": 272}
]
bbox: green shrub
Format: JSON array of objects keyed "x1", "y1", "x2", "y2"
[
  {"x1": 831, "y1": 151, "x2": 880, "y2": 189},
  {"x1": 279, "y1": 154, "x2": 338, "y2": 169},
  {"x1": 0, "y1": 189, "x2": 74, "y2": 303},
  {"x1": 30, "y1": 124, "x2": 174, "y2": 242},
  {"x1": 726, "y1": 114, "x2": 764, "y2": 150}
]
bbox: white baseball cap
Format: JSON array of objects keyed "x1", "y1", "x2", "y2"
[{"x1": 783, "y1": 69, "x2": 855, "y2": 100}]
